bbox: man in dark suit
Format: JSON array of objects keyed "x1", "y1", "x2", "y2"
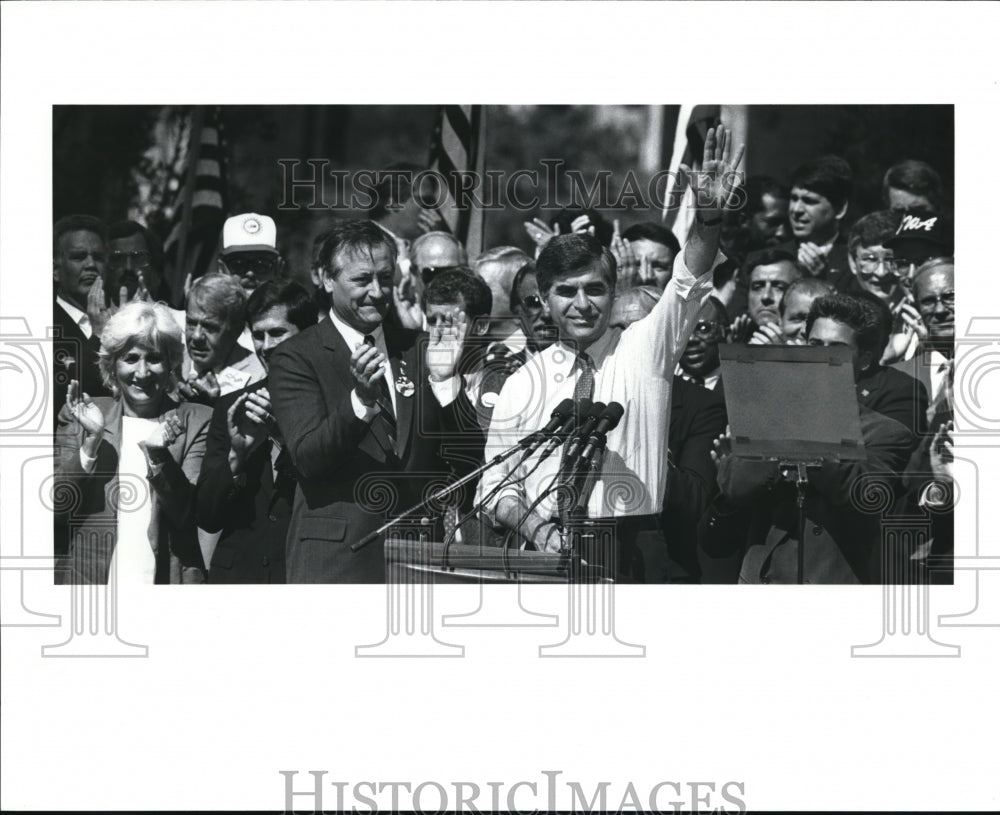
[
  {"x1": 268, "y1": 220, "x2": 466, "y2": 583},
  {"x1": 852, "y1": 291, "x2": 929, "y2": 445},
  {"x1": 52, "y1": 215, "x2": 113, "y2": 424},
  {"x1": 706, "y1": 293, "x2": 913, "y2": 583},
  {"x1": 660, "y1": 375, "x2": 728, "y2": 582},
  {"x1": 197, "y1": 281, "x2": 319, "y2": 583}
]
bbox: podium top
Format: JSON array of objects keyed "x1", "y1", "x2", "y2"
[{"x1": 385, "y1": 538, "x2": 609, "y2": 583}]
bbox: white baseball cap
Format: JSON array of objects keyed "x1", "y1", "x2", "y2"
[{"x1": 221, "y1": 213, "x2": 278, "y2": 254}]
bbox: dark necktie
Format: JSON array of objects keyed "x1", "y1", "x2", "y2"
[{"x1": 364, "y1": 334, "x2": 397, "y2": 450}]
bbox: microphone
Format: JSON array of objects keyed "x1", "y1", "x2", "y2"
[
  {"x1": 577, "y1": 402, "x2": 625, "y2": 467},
  {"x1": 531, "y1": 404, "x2": 585, "y2": 465},
  {"x1": 519, "y1": 397, "x2": 576, "y2": 452},
  {"x1": 562, "y1": 401, "x2": 607, "y2": 463}
]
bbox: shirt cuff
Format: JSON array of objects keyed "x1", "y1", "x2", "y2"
[
  {"x1": 79, "y1": 448, "x2": 97, "y2": 472},
  {"x1": 428, "y1": 375, "x2": 462, "y2": 407},
  {"x1": 351, "y1": 389, "x2": 379, "y2": 422}
]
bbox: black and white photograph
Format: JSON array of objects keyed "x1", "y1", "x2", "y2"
[{"x1": 2, "y1": 2, "x2": 998, "y2": 812}]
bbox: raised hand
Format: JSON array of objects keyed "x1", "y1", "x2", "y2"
[
  {"x1": 86, "y1": 277, "x2": 120, "y2": 337},
  {"x1": 710, "y1": 425, "x2": 733, "y2": 467},
  {"x1": 728, "y1": 313, "x2": 755, "y2": 344},
  {"x1": 417, "y1": 206, "x2": 448, "y2": 235},
  {"x1": 66, "y1": 379, "x2": 105, "y2": 438},
  {"x1": 427, "y1": 307, "x2": 468, "y2": 381},
  {"x1": 351, "y1": 341, "x2": 389, "y2": 408},
  {"x1": 797, "y1": 242, "x2": 829, "y2": 276},
  {"x1": 748, "y1": 321, "x2": 785, "y2": 346},
  {"x1": 524, "y1": 218, "x2": 559, "y2": 253},
  {"x1": 177, "y1": 371, "x2": 221, "y2": 406},
  {"x1": 680, "y1": 124, "x2": 746, "y2": 216},
  {"x1": 610, "y1": 231, "x2": 640, "y2": 289},
  {"x1": 393, "y1": 269, "x2": 425, "y2": 331},
  {"x1": 570, "y1": 214, "x2": 595, "y2": 236},
  {"x1": 138, "y1": 410, "x2": 182, "y2": 468},
  {"x1": 226, "y1": 391, "x2": 268, "y2": 469}
]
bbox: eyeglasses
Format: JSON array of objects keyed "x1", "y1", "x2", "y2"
[
  {"x1": 855, "y1": 254, "x2": 898, "y2": 277},
  {"x1": 419, "y1": 265, "x2": 463, "y2": 286},
  {"x1": 692, "y1": 320, "x2": 725, "y2": 337},
  {"x1": 107, "y1": 250, "x2": 151, "y2": 270},
  {"x1": 223, "y1": 255, "x2": 278, "y2": 276},
  {"x1": 916, "y1": 291, "x2": 955, "y2": 312},
  {"x1": 518, "y1": 294, "x2": 544, "y2": 311}
]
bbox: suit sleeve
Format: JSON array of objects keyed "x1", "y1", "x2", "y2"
[
  {"x1": 809, "y1": 414, "x2": 913, "y2": 508},
  {"x1": 268, "y1": 341, "x2": 369, "y2": 481},
  {"x1": 665, "y1": 392, "x2": 727, "y2": 520},
  {"x1": 196, "y1": 395, "x2": 239, "y2": 533}
]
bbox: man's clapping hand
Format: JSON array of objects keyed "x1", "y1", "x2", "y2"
[
  {"x1": 177, "y1": 370, "x2": 221, "y2": 406},
  {"x1": 797, "y1": 242, "x2": 830, "y2": 276},
  {"x1": 226, "y1": 388, "x2": 274, "y2": 473},
  {"x1": 748, "y1": 321, "x2": 785, "y2": 346},
  {"x1": 351, "y1": 341, "x2": 389, "y2": 407}
]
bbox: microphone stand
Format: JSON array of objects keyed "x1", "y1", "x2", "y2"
[{"x1": 351, "y1": 434, "x2": 552, "y2": 553}]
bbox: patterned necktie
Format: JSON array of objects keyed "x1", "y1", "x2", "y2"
[
  {"x1": 364, "y1": 334, "x2": 397, "y2": 450},
  {"x1": 557, "y1": 351, "x2": 596, "y2": 521}
]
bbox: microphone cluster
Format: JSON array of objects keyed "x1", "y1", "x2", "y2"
[{"x1": 518, "y1": 397, "x2": 625, "y2": 473}]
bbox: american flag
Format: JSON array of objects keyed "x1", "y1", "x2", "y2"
[
  {"x1": 163, "y1": 106, "x2": 228, "y2": 305},
  {"x1": 427, "y1": 105, "x2": 486, "y2": 257}
]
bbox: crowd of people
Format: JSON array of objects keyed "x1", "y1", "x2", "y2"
[{"x1": 52, "y1": 126, "x2": 955, "y2": 585}]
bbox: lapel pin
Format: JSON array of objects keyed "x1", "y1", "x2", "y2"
[{"x1": 395, "y1": 360, "x2": 415, "y2": 397}]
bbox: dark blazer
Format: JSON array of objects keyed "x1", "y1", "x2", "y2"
[
  {"x1": 197, "y1": 385, "x2": 293, "y2": 584},
  {"x1": 54, "y1": 396, "x2": 212, "y2": 584},
  {"x1": 714, "y1": 407, "x2": 912, "y2": 584},
  {"x1": 655, "y1": 376, "x2": 728, "y2": 581},
  {"x1": 268, "y1": 319, "x2": 460, "y2": 583},
  {"x1": 855, "y1": 364, "x2": 929, "y2": 446},
  {"x1": 51, "y1": 300, "x2": 110, "y2": 424}
]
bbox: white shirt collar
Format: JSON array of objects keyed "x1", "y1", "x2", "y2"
[
  {"x1": 56, "y1": 295, "x2": 91, "y2": 337},
  {"x1": 553, "y1": 325, "x2": 618, "y2": 370},
  {"x1": 328, "y1": 308, "x2": 384, "y2": 351}
]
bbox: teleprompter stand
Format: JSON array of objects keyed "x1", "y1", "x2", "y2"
[{"x1": 718, "y1": 343, "x2": 866, "y2": 584}]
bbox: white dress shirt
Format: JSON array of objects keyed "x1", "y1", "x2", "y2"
[{"x1": 477, "y1": 251, "x2": 720, "y2": 522}]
